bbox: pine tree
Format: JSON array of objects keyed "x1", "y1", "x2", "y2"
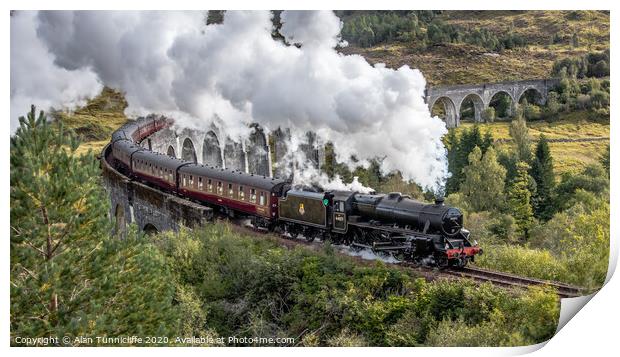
[
  {"x1": 11, "y1": 106, "x2": 108, "y2": 328},
  {"x1": 460, "y1": 146, "x2": 507, "y2": 212},
  {"x1": 446, "y1": 126, "x2": 493, "y2": 194},
  {"x1": 507, "y1": 161, "x2": 535, "y2": 239},
  {"x1": 530, "y1": 135, "x2": 555, "y2": 220},
  {"x1": 509, "y1": 116, "x2": 532, "y2": 163},
  {"x1": 11, "y1": 106, "x2": 178, "y2": 343}
]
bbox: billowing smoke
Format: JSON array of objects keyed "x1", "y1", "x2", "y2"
[
  {"x1": 10, "y1": 11, "x2": 103, "y2": 128},
  {"x1": 10, "y1": 10, "x2": 449, "y2": 193}
]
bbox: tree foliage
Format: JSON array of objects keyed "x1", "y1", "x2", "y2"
[
  {"x1": 553, "y1": 163, "x2": 609, "y2": 214},
  {"x1": 339, "y1": 11, "x2": 527, "y2": 51},
  {"x1": 445, "y1": 126, "x2": 493, "y2": 194},
  {"x1": 551, "y1": 50, "x2": 610, "y2": 79},
  {"x1": 10, "y1": 106, "x2": 178, "y2": 344},
  {"x1": 530, "y1": 135, "x2": 555, "y2": 220},
  {"x1": 460, "y1": 146, "x2": 507, "y2": 212},
  {"x1": 152, "y1": 224, "x2": 560, "y2": 346},
  {"x1": 509, "y1": 117, "x2": 532, "y2": 163},
  {"x1": 506, "y1": 161, "x2": 534, "y2": 239}
]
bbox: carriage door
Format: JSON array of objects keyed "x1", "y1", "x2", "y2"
[{"x1": 333, "y1": 200, "x2": 347, "y2": 232}]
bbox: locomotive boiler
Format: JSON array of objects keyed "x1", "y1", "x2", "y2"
[{"x1": 353, "y1": 193, "x2": 464, "y2": 237}]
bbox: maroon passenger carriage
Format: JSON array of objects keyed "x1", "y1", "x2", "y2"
[{"x1": 177, "y1": 164, "x2": 287, "y2": 227}]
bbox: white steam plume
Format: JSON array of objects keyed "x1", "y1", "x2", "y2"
[
  {"x1": 10, "y1": 11, "x2": 102, "y2": 130},
  {"x1": 11, "y1": 10, "x2": 449, "y2": 193}
]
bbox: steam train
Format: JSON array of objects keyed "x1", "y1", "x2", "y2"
[{"x1": 107, "y1": 116, "x2": 482, "y2": 267}]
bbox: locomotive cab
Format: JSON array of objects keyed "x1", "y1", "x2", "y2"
[{"x1": 330, "y1": 191, "x2": 356, "y2": 234}]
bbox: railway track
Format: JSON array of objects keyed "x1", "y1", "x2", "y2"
[
  {"x1": 227, "y1": 217, "x2": 586, "y2": 298},
  {"x1": 231, "y1": 219, "x2": 586, "y2": 298},
  {"x1": 441, "y1": 265, "x2": 584, "y2": 298}
]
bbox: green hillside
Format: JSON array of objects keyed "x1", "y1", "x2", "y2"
[
  {"x1": 339, "y1": 10, "x2": 609, "y2": 85},
  {"x1": 50, "y1": 87, "x2": 128, "y2": 156}
]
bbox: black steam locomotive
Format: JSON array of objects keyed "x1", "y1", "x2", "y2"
[{"x1": 106, "y1": 116, "x2": 481, "y2": 267}]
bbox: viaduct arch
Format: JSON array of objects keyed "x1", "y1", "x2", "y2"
[
  {"x1": 144, "y1": 122, "x2": 322, "y2": 179},
  {"x1": 102, "y1": 145, "x2": 214, "y2": 237},
  {"x1": 427, "y1": 78, "x2": 560, "y2": 127}
]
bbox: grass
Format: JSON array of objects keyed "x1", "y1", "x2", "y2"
[
  {"x1": 456, "y1": 112, "x2": 609, "y2": 174},
  {"x1": 458, "y1": 112, "x2": 609, "y2": 140},
  {"x1": 547, "y1": 140, "x2": 609, "y2": 174},
  {"x1": 75, "y1": 140, "x2": 110, "y2": 157},
  {"x1": 52, "y1": 87, "x2": 129, "y2": 155},
  {"x1": 340, "y1": 10, "x2": 609, "y2": 85}
]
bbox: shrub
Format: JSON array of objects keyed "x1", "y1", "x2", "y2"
[
  {"x1": 482, "y1": 107, "x2": 496, "y2": 122},
  {"x1": 150, "y1": 223, "x2": 561, "y2": 346},
  {"x1": 476, "y1": 244, "x2": 569, "y2": 282},
  {"x1": 425, "y1": 311, "x2": 527, "y2": 347}
]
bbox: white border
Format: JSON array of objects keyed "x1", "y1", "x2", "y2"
[{"x1": 3, "y1": 1, "x2": 617, "y2": 356}]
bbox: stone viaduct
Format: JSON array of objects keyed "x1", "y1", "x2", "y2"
[
  {"x1": 426, "y1": 78, "x2": 560, "y2": 128},
  {"x1": 101, "y1": 144, "x2": 214, "y2": 237}
]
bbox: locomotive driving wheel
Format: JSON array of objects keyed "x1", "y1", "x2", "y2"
[
  {"x1": 282, "y1": 224, "x2": 299, "y2": 240},
  {"x1": 457, "y1": 255, "x2": 469, "y2": 268},
  {"x1": 352, "y1": 227, "x2": 370, "y2": 245},
  {"x1": 452, "y1": 254, "x2": 468, "y2": 268}
]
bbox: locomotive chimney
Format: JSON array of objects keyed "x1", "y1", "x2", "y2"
[{"x1": 434, "y1": 196, "x2": 445, "y2": 205}]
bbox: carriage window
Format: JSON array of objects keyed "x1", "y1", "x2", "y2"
[
  {"x1": 217, "y1": 182, "x2": 223, "y2": 195},
  {"x1": 239, "y1": 186, "x2": 245, "y2": 200},
  {"x1": 250, "y1": 188, "x2": 257, "y2": 203},
  {"x1": 182, "y1": 175, "x2": 187, "y2": 187},
  {"x1": 259, "y1": 192, "x2": 265, "y2": 206},
  {"x1": 159, "y1": 168, "x2": 163, "y2": 178},
  {"x1": 208, "y1": 179, "x2": 213, "y2": 192},
  {"x1": 198, "y1": 177, "x2": 203, "y2": 190},
  {"x1": 228, "y1": 183, "x2": 234, "y2": 197},
  {"x1": 189, "y1": 175, "x2": 193, "y2": 186}
]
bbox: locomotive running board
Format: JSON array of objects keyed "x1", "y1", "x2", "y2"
[
  {"x1": 351, "y1": 242, "x2": 411, "y2": 251},
  {"x1": 348, "y1": 220, "x2": 442, "y2": 239}
]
